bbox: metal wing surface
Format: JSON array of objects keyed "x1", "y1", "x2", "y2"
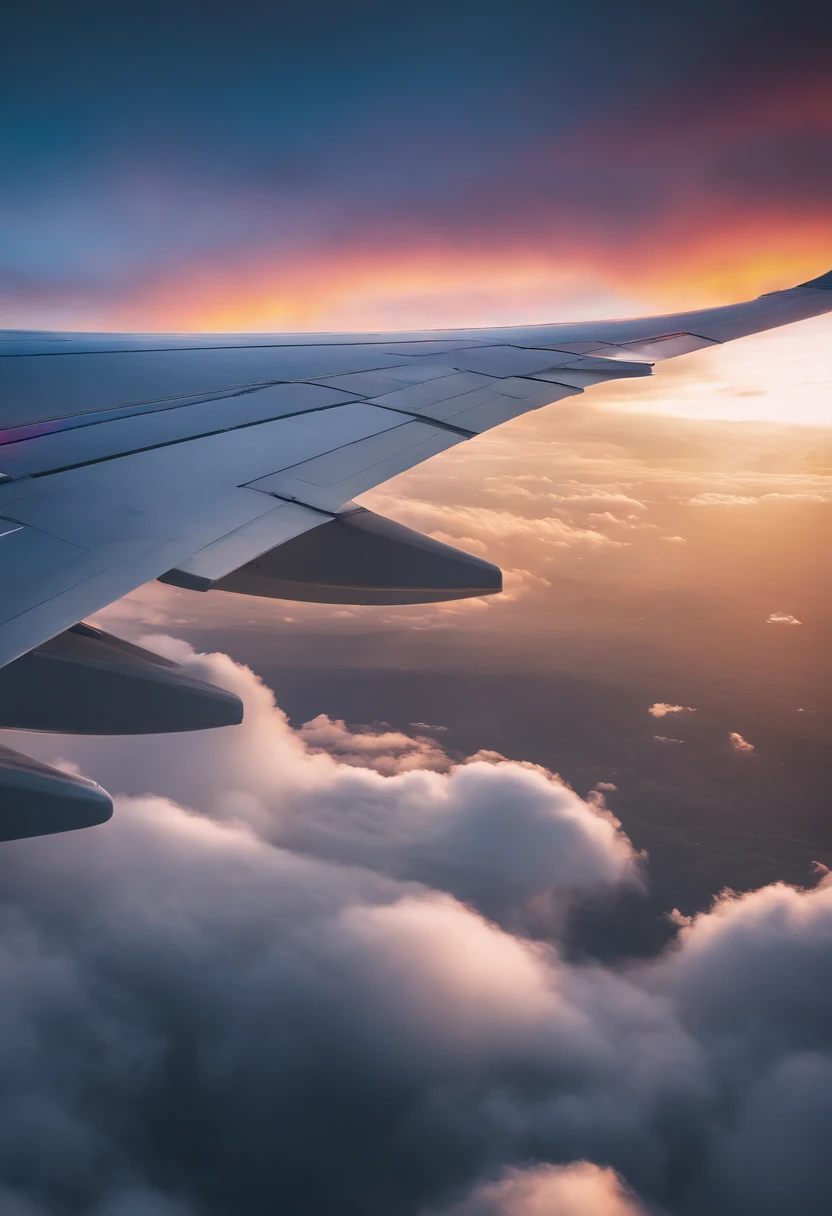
[
  {"x1": 2, "y1": 269, "x2": 831, "y2": 673},
  {"x1": 1, "y1": 268, "x2": 830, "y2": 835}
]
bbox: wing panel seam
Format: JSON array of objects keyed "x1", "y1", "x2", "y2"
[
  {"x1": 368, "y1": 404, "x2": 477, "y2": 438},
  {"x1": 10, "y1": 400, "x2": 364, "y2": 482}
]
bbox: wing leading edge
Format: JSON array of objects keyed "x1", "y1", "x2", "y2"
[{"x1": 0, "y1": 269, "x2": 830, "y2": 837}]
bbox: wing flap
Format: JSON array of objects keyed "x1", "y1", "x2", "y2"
[
  {"x1": 0, "y1": 519, "x2": 93, "y2": 628},
  {"x1": 364, "y1": 372, "x2": 494, "y2": 412},
  {"x1": 423, "y1": 345, "x2": 570, "y2": 377},
  {"x1": 611, "y1": 333, "x2": 720, "y2": 360},
  {"x1": 426, "y1": 385, "x2": 577, "y2": 433},
  {"x1": 246, "y1": 419, "x2": 463, "y2": 513}
]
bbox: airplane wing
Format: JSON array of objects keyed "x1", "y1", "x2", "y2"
[{"x1": 1, "y1": 268, "x2": 830, "y2": 835}]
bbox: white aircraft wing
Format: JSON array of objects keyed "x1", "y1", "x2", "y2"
[{"x1": 0, "y1": 269, "x2": 829, "y2": 835}]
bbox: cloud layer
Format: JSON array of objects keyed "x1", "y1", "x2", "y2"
[
  {"x1": 13, "y1": 640, "x2": 642, "y2": 936},
  {"x1": 1, "y1": 643, "x2": 832, "y2": 1213}
]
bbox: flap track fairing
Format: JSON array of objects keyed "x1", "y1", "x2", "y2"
[{"x1": 206, "y1": 507, "x2": 502, "y2": 606}]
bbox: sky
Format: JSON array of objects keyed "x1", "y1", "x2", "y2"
[
  {"x1": 2, "y1": 0, "x2": 831, "y2": 335},
  {"x1": 1, "y1": 2, "x2": 832, "y2": 1214}
]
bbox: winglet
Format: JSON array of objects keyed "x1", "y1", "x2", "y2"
[{"x1": 798, "y1": 269, "x2": 832, "y2": 290}]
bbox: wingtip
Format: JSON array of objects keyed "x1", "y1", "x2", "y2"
[{"x1": 798, "y1": 269, "x2": 832, "y2": 290}]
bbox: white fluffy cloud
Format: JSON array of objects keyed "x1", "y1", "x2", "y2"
[
  {"x1": 8, "y1": 638, "x2": 642, "y2": 935},
  {"x1": 367, "y1": 495, "x2": 627, "y2": 552},
  {"x1": 766, "y1": 613, "x2": 801, "y2": 626},
  {"x1": 729, "y1": 732, "x2": 755, "y2": 752},
  {"x1": 686, "y1": 492, "x2": 830, "y2": 506},
  {"x1": 2, "y1": 642, "x2": 832, "y2": 1215},
  {"x1": 649, "y1": 704, "x2": 696, "y2": 718},
  {"x1": 296, "y1": 713, "x2": 451, "y2": 774}
]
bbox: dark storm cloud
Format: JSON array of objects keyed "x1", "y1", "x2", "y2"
[{"x1": 3, "y1": 646, "x2": 832, "y2": 1214}]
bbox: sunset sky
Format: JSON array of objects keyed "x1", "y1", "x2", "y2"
[
  {"x1": 3, "y1": 0, "x2": 831, "y2": 334},
  {"x1": 1, "y1": 3, "x2": 831, "y2": 1215}
]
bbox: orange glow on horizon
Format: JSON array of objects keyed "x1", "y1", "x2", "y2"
[
  {"x1": 85, "y1": 213, "x2": 832, "y2": 335},
  {"x1": 2, "y1": 200, "x2": 829, "y2": 336}
]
